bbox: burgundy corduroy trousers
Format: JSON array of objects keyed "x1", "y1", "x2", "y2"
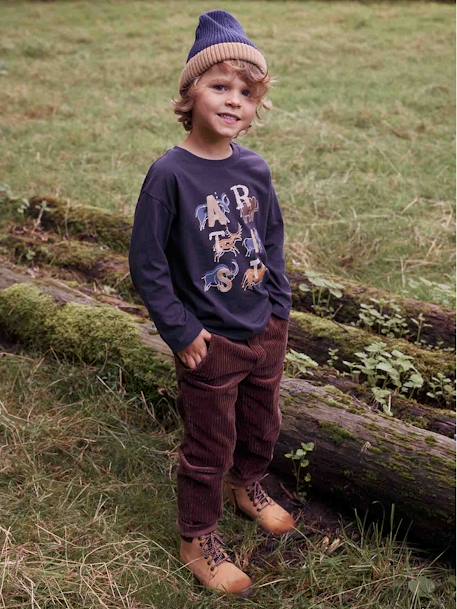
[{"x1": 173, "y1": 313, "x2": 289, "y2": 538}]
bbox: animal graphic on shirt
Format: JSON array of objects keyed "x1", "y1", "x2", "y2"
[
  {"x1": 195, "y1": 193, "x2": 230, "y2": 231},
  {"x1": 202, "y1": 260, "x2": 239, "y2": 293},
  {"x1": 242, "y1": 260, "x2": 268, "y2": 290},
  {"x1": 209, "y1": 223, "x2": 243, "y2": 262},
  {"x1": 239, "y1": 195, "x2": 259, "y2": 225},
  {"x1": 242, "y1": 227, "x2": 264, "y2": 256}
]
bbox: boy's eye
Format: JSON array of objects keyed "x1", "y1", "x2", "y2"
[{"x1": 212, "y1": 84, "x2": 252, "y2": 97}]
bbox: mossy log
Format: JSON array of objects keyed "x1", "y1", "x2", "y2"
[
  {"x1": 3, "y1": 229, "x2": 454, "y2": 408},
  {"x1": 0, "y1": 263, "x2": 175, "y2": 418},
  {"x1": 0, "y1": 263, "x2": 454, "y2": 548},
  {"x1": 26, "y1": 195, "x2": 132, "y2": 252},
  {"x1": 272, "y1": 380, "x2": 455, "y2": 549},
  {"x1": 287, "y1": 265, "x2": 455, "y2": 349},
  {"x1": 288, "y1": 311, "x2": 455, "y2": 408},
  {"x1": 294, "y1": 365, "x2": 455, "y2": 438},
  {"x1": 24, "y1": 195, "x2": 455, "y2": 348},
  {"x1": 0, "y1": 230, "x2": 135, "y2": 301}
]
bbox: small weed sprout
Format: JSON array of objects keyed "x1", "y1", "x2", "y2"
[
  {"x1": 285, "y1": 349, "x2": 319, "y2": 377},
  {"x1": 284, "y1": 441, "x2": 314, "y2": 501},
  {"x1": 426, "y1": 372, "x2": 456, "y2": 406},
  {"x1": 410, "y1": 312, "x2": 432, "y2": 346},
  {"x1": 32, "y1": 200, "x2": 51, "y2": 231},
  {"x1": 298, "y1": 271, "x2": 344, "y2": 318},
  {"x1": 24, "y1": 249, "x2": 36, "y2": 262},
  {"x1": 357, "y1": 298, "x2": 409, "y2": 339},
  {"x1": 327, "y1": 347, "x2": 339, "y2": 367}
]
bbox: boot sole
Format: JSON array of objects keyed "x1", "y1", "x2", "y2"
[{"x1": 191, "y1": 572, "x2": 254, "y2": 598}]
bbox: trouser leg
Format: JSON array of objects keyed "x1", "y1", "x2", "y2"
[
  {"x1": 226, "y1": 315, "x2": 289, "y2": 487},
  {"x1": 173, "y1": 334, "x2": 252, "y2": 538}
]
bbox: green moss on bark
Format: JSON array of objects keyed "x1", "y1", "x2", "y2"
[
  {"x1": 318, "y1": 420, "x2": 356, "y2": 446},
  {"x1": 0, "y1": 283, "x2": 175, "y2": 410}
]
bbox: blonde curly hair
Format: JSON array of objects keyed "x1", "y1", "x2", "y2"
[{"x1": 171, "y1": 59, "x2": 274, "y2": 136}]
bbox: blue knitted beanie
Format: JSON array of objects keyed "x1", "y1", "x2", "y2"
[{"x1": 179, "y1": 10, "x2": 267, "y2": 93}]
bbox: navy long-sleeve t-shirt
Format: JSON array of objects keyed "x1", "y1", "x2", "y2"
[{"x1": 129, "y1": 141, "x2": 292, "y2": 354}]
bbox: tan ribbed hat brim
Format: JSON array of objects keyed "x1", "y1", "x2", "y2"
[{"x1": 179, "y1": 42, "x2": 268, "y2": 92}]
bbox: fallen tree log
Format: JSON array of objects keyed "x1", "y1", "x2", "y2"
[
  {"x1": 26, "y1": 195, "x2": 132, "y2": 252},
  {"x1": 23, "y1": 195, "x2": 456, "y2": 348},
  {"x1": 0, "y1": 230, "x2": 135, "y2": 300},
  {"x1": 290, "y1": 365, "x2": 455, "y2": 438},
  {"x1": 272, "y1": 380, "x2": 455, "y2": 549},
  {"x1": 0, "y1": 263, "x2": 454, "y2": 548},
  {"x1": 288, "y1": 267, "x2": 455, "y2": 350},
  {"x1": 2, "y1": 230, "x2": 454, "y2": 409}
]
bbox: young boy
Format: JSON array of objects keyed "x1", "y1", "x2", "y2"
[{"x1": 129, "y1": 10, "x2": 295, "y2": 597}]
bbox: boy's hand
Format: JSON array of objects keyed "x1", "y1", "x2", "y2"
[{"x1": 177, "y1": 329, "x2": 212, "y2": 369}]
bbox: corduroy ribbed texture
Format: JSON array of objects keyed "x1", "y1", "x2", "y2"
[{"x1": 173, "y1": 314, "x2": 289, "y2": 537}]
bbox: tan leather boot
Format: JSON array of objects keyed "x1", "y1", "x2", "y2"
[
  {"x1": 224, "y1": 479, "x2": 296, "y2": 536},
  {"x1": 180, "y1": 530, "x2": 253, "y2": 596}
]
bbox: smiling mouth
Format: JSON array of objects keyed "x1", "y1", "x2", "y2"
[{"x1": 217, "y1": 114, "x2": 240, "y2": 122}]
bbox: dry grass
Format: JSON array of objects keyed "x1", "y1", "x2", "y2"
[{"x1": 0, "y1": 350, "x2": 454, "y2": 608}]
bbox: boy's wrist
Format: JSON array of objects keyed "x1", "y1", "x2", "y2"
[{"x1": 166, "y1": 319, "x2": 204, "y2": 355}]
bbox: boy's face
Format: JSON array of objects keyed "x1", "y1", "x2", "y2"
[{"x1": 190, "y1": 64, "x2": 258, "y2": 142}]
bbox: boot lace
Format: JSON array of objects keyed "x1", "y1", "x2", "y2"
[
  {"x1": 198, "y1": 531, "x2": 232, "y2": 568},
  {"x1": 246, "y1": 480, "x2": 273, "y2": 512}
]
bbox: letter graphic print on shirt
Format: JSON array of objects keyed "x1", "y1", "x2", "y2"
[{"x1": 195, "y1": 186, "x2": 268, "y2": 294}]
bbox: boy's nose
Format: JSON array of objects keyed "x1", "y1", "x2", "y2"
[
  {"x1": 226, "y1": 92, "x2": 242, "y2": 106},
  {"x1": 226, "y1": 97, "x2": 241, "y2": 108}
]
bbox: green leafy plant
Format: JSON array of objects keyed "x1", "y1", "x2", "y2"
[
  {"x1": 426, "y1": 372, "x2": 456, "y2": 406},
  {"x1": 371, "y1": 387, "x2": 393, "y2": 416},
  {"x1": 298, "y1": 271, "x2": 344, "y2": 318},
  {"x1": 284, "y1": 441, "x2": 314, "y2": 501},
  {"x1": 327, "y1": 347, "x2": 339, "y2": 367},
  {"x1": 343, "y1": 342, "x2": 424, "y2": 413},
  {"x1": 357, "y1": 298, "x2": 409, "y2": 339},
  {"x1": 0, "y1": 183, "x2": 29, "y2": 215},
  {"x1": 408, "y1": 575, "x2": 436, "y2": 601},
  {"x1": 285, "y1": 349, "x2": 319, "y2": 377}
]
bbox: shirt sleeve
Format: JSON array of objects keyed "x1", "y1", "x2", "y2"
[
  {"x1": 264, "y1": 176, "x2": 292, "y2": 320},
  {"x1": 128, "y1": 191, "x2": 204, "y2": 353}
]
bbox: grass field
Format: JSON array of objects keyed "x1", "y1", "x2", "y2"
[
  {"x1": 0, "y1": 1, "x2": 455, "y2": 607},
  {"x1": 1, "y1": 0, "x2": 455, "y2": 302}
]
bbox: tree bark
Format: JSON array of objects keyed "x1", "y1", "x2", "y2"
[{"x1": 0, "y1": 262, "x2": 454, "y2": 548}]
